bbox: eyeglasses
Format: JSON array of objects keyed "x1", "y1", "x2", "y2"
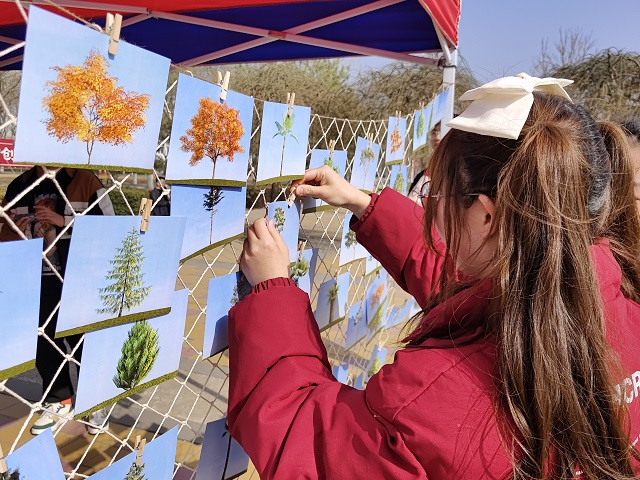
[{"x1": 417, "y1": 179, "x2": 481, "y2": 208}]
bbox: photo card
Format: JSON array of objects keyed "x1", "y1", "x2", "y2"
[
  {"x1": 166, "y1": 73, "x2": 254, "y2": 186},
  {"x1": 171, "y1": 184, "x2": 245, "y2": 262},
  {"x1": 195, "y1": 418, "x2": 250, "y2": 480},
  {"x1": 73, "y1": 289, "x2": 188, "y2": 418},
  {"x1": 56, "y1": 215, "x2": 185, "y2": 337},
  {"x1": 256, "y1": 101, "x2": 311, "y2": 186},
  {"x1": 0, "y1": 237, "x2": 43, "y2": 379},
  {"x1": 14, "y1": 6, "x2": 170, "y2": 172}
]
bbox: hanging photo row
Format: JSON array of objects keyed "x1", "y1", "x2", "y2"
[{"x1": 413, "y1": 86, "x2": 453, "y2": 151}]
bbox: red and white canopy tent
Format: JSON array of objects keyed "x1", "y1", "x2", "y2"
[{"x1": 0, "y1": 0, "x2": 461, "y2": 128}]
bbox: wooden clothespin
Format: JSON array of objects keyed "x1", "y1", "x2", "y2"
[
  {"x1": 217, "y1": 70, "x2": 231, "y2": 103},
  {"x1": 134, "y1": 435, "x2": 147, "y2": 466},
  {"x1": 297, "y1": 240, "x2": 307, "y2": 255},
  {"x1": 105, "y1": 13, "x2": 123, "y2": 56},
  {"x1": 329, "y1": 139, "x2": 336, "y2": 160},
  {"x1": 286, "y1": 92, "x2": 296, "y2": 117},
  {"x1": 0, "y1": 444, "x2": 8, "y2": 474},
  {"x1": 366, "y1": 133, "x2": 373, "y2": 149},
  {"x1": 138, "y1": 198, "x2": 152, "y2": 233},
  {"x1": 287, "y1": 186, "x2": 296, "y2": 208}
]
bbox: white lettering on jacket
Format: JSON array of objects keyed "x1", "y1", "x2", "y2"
[{"x1": 615, "y1": 371, "x2": 640, "y2": 404}]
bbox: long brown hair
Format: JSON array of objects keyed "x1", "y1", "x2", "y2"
[
  {"x1": 599, "y1": 121, "x2": 640, "y2": 303},
  {"x1": 413, "y1": 93, "x2": 638, "y2": 478}
]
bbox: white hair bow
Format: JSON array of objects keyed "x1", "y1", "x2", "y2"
[{"x1": 447, "y1": 73, "x2": 574, "y2": 140}]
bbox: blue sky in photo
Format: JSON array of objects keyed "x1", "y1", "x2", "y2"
[
  {"x1": 339, "y1": 214, "x2": 367, "y2": 266},
  {"x1": 88, "y1": 427, "x2": 178, "y2": 480},
  {"x1": 74, "y1": 289, "x2": 187, "y2": 415},
  {"x1": 0, "y1": 237, "x2": 42, "y2": 375},
  {"x1": 57, "y1": 215, "x2": 185, "y2": 334},
  {"x1": 349, "y1": 136, "x2": 379, "y2": 193},
  {"x1": 385, "y1": 116, "x2": 406, "y2": 164},
  {"x1": 390, "y1": 165, "x2": 408, "y2": 195},
  {"x1": 365, "y1": 254, "x2": 380, "y2": 276},
  {"x1": 267, "y1": 200, "x2": 301, "y2": 264},
  {"x1": 14, "y1": 7, "x2": 169, "y2": 170},
  {"x1": 166, "y1": 74, "x2": 253, "y2": 184},
  {"x1": 256, "y1": 102, "x2": 311, "y2": 184},
  {"x1": 196, "y1": 418, "x2": 250, "y2": 480},
  {"x1": 353, "y1": 373, "x2": 364, "y2": 390},
  {"x1": 303, "y1": 149, "x2": 347, "y2": 212},
  {"x1": 345, "y1": 300, "x2": 365, "y2": 351},
  {"x1": 314, "y1": 271, "x2": 349, "y2": 330},
  {"x1": 430, "y1": 88, "x2": 451, "y2": 129},
  {"x1": 5, "y1": 429, "x2": 65, "y2": 479},
  {"x1": 203, "y1": 272, "x2": 240, "y2": 359},
  {"x1": 384, "y1": 306, "x2": 399, "y2": 331},
  {"x1": 332, "y1": 364, "x2": 349, "y2": 385},
  {"x1": 171, "y1": 184, "x2": 245, "y2": 260},
  {"x1": 294, "y1": 248, "x2": 318, "y2": 296}
]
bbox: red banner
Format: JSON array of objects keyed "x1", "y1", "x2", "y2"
[{"x1": 0, "y1": 139, "x2": 27, "y2": 168}]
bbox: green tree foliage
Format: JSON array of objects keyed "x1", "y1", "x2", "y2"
[
  {"x1": 274, "y1": 111, "x2": 298, "y2": 177},
  {"x1": 274, "y1": 207, "x2": 286, "y2": 233},
  {"x1": 230, "y1": 274, "x2": 251, "y2": 306},
  {"x1": 323, "y1": 157, "x2": 340, "y2": 174},
  {"x1": 98, "y1": 228, "x2": 151, "y2": 317},
  {"x1": 0, "y1": 469, "x2": 22, "y2": 480},
  {"x1": 368, "y1": 357, "x2": 382, "y2": 378},
  {"x1": 417, "y1": 110, "x2": 425, "y2": 138},
  {"x1": 113, "y1": 320, "x2": 160, "y2": 390},
  {"x1": 368, "y1": 305, "x2": 384, "y2": 332},
  {"x1": 203, "y1": 187, "x2": 224, "y2": 243},
  {"x1": 124, "y1": 461, "x2": 147, "y2": 480},
  {"x1": 290, "y1": 254, "x2": 310, "y2": 286},
  {"x1": 393, "y1": 172, "x2": 405, "y2": 193},
  {"x1": 344, "y1": 229, "x2": 357, "y2": 254},
  {"x1": 328, "y1": 284, "x2": 339, "y2": 324}
]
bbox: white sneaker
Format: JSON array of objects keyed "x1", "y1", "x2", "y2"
[
  {"x1": 30, "y1": 402, "x2": 73, "y2": 435},
  {"x1": 85, "y1": 408, "x2": 109, "y2": 435}
]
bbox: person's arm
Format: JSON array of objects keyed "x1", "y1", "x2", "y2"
[
  {"x1": 228, "y1": 279, "x2": 428, "y2": 479},
  {"x1": 351, "y1": 187, "x2": 449, "y2": 309}
]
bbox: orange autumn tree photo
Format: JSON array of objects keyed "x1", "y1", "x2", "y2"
[
  {"x1": 180, "y1": 98, "x2": 245, "y2": 180},
  {"x1": 43, "y1": 50, "x2": 150, "y2": 164}
]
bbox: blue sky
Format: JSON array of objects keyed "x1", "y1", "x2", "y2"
[
  {"x1": 171, "y1": 184, "x2": 245, "y2": 260},
  {"x1": 385, "y1": 116, "x2": 406, "y2": 164},
  {"x1": 14, "y1": 6, "x2": 169, "y2": 170},
  {"x1": 88, "y1": 427, "x2": 178, "y2": 480},
  {"x1": 57, "y1": 215, "x2": 185, "y2": 334},
  {"x1": 166, "y1": 74, "x2": 254, "y2": 184},
  {"x1": 267, "y1": 200, "x2": 301, "y2": 263},
  {"x1": 203, "y1": 273, "x2": 238, "y2": 359},
  {"x1": 196, "y1": 418, "x2": 249, "y2": 480},
  {"x1": 0, "y1": 237, "x2": 42, "y2": 376},
  {"x1": 256, "y1": 102, "x2": 310, "y2": 184},
  {"x1": 346, "y1": 1, "x2": 640, "y2": 84},
  {"x1": 349, "y1": 136, "x2": 379, "y2": 193},
  {"x1": 74, "y1": 290, "x2": 187, "y2": 415},
  {"x1": 303, "y1": 149, "x2": 347, "y2": 212},
  {"x1": 5, "y1": 429, "x2": 65, "y2": 479},
  {"x1": 365, "y1": 253, "x2": 380, "y2": 276}
]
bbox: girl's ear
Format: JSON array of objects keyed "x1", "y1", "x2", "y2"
[{"x1": 476, "y1": 194, "x2": 497, "y2": 238}]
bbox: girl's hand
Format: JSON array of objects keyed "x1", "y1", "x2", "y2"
[
  {"x1": 291, "y1": 166, "x2": 371, "y2": 218},
  {"x1": 240, "y1": 218, "x2": 291, "y2": 287}
]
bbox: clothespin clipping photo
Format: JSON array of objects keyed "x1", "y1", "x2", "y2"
[
  {"x1": 329, "y1": 139, "x2": 336, "y2": 160},
  {"x1": 0, "y1": 444, "x2": 8, "y2": 474},
  {"x1": 134, "y1": 435, "x2": 147, "y2": 466},
  {"x1": 105, "y1": 12, "x2": 122, "y2": 56},
  {"x1": 218, "y1": 70, "x2": 230, "y2": 103},
  {"x1": 139, "y1": 197, "x2": 152, "y2": 233},
  {"x1": 286, "y1": 92, "x2": 296, "y2": 117}
]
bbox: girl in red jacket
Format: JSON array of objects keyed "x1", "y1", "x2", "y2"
[{"x1": 230, "y1": 75, "x2": 640, "y2": 479}]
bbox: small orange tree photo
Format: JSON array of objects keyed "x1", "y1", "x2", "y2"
[
  {"x1": 180, "y1": 98, "x2": 245, "y2": 180},
  {"x1": 43, "y1": 50, "x2": 150, "y2": 164}
]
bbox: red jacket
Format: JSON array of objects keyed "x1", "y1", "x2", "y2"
[{"x1": 228, "y1": 187, "x2": 640, "y2": 479}]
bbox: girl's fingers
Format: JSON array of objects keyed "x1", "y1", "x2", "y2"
[{"x1": 252, "y1": 217, "x2": 269, "y2": 240}]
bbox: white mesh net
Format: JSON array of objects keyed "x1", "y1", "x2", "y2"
[{"x1": 0, "y1": 4, "x2": 427, "y2": 477}]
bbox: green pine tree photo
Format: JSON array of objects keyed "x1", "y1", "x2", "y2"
[
  {"x1": 123, "y1": 461, "x2": 147, "y2": 480},
  {"x1": 344, "y1": 229, "x2": 357, "y2": 257},
  {"x1": 274, "y1": 111, "x2": 299, "y2": 177},
  {"x1": 368, "y1": 357, "x2": 382, "y2": 378},
  {"x1": 290, "y1": 254, "x2": 310, "y2": 286},
  {"x1": 203, "y1": 186, "x2": 225, "y2": 243},
  {"x1": 393, "y1": 172, "x2": 405, "y2": 193},
  {"x1": 113, "y1": 320, "x2": 160, "y2": 390},
  {"x1": 274, "y1": 207, "x2": 286, "y2": 233},
  {"x1": 98, "y1": 228, "x2": 151, "y2": 317},
  {"x1": 417, "y1": 110, "x2": 425, "y2": 138}
]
